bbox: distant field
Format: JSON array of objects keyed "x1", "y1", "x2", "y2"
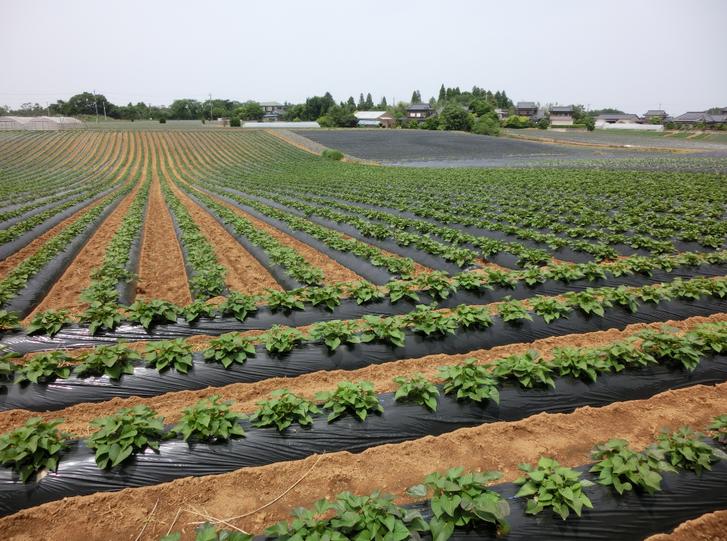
[{"x1": 294, "y1": 128, "x2": 727, "y2": 170}]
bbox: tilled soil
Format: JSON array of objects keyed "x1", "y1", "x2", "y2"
[
  {"x1": 135, "y1": 134, "x2": 192, "y2": 305},
  {"x1": 2, "y1": 312, "x2": 724, "y2": 437},
  {"x1": 1, "y1": 383, "x2": 725, "y2": 541},
  {"x1": 646, "y1": 510, "x2": 727, "y2": 541}
]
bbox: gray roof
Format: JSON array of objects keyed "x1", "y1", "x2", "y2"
[
  {"x1": 550, "y1": 105, "x2": 574, "y2": 113},
  {"x1": 597, "y1": 113, "x2": 640, "y2": 121},
  {"x1": 516, "y1": 101, "x2": 537, "y2": 109},
  {"x1": 644, "y1": 109, "x2": 667, "y2": 116},
  {"x1": 672, "y1": 111, "x2": 727, "y2": 123},
  {"x1": 407, "y1": 103, "x2": 433, "y2": 111},
  {"x1": 259, "y1": 101, "x2": 284, "y2": 107}
]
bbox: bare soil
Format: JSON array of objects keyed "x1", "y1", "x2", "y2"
[
  {"x1": 1, "y1": 383, "x2": 725, "y2": 541},
  {"x1": 2, "y1": 312, "x2": 724, "y2": 438},
  {"x1": 646, "y1": 510, "x2": 727, "y2": 541},
  {"x1": 135, "y1": 134, "x2": 193, "y2": 306}
]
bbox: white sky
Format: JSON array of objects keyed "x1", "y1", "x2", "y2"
[{"x1": 1, "y1": 0, "x2": 725, "y2": 114}]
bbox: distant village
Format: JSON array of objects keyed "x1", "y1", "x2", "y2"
[{"x1": 1, "y1": 87, "x2": 726, "y2": 132}]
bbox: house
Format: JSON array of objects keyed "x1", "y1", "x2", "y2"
[
  {"x1": 406, "y1": 103, "x2": 435, "y2": 120},
  {"x1": 643, "y1": 109, "x2": 668, "y2": 123},
  {"x1": 595, "y1": 113, "x2": 641, "y2": 124},
  {"x1": 549, "y1": 105, "x2": 575, "y2": 126},
  {"x1": 494, "y1": 108, "x2": 508, "y2": 120},
  {"x1": 259, "y1": 101, "x2": 286, "y2": 122},
  {"x1": 515, "y1": 101, "x2": 538, "y2": 117},
  {"x1": 672, "y1": 111, "x2": 727, "y2": 128},
  {"x1": 354, "y1": 111, "x2": 395, "y2": 128}
]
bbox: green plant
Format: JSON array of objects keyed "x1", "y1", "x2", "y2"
[
  {"x1": 14, "y1": 351, "x2": 71, "y2": 383},
  {"x1": 417, "y1": 271, "x2": 456, "y2": 300},
  {"x1": 492, "y1": 351, "x2": 555, "y2": 388},
  {"x1": 657, "y1": 426, "x2": 725, "y2": 473},
  {"x1": 597, "y1": 340, "x2": 656, "y2": 372},
  {"x1": 87, "y1": 405, "x2": 165, "y2": 469},
  {"x1": 173, "y1": 395, "x2": 245, "y2": 442},
  {"x1": 688, "y1": 323, "x2": 727, "y2": 354},
  {"x1": 531, "y1": 296, "x2": 571, "y2": 323},
  {"x1": 639, "y1": 328, "x2": 702, "y2": 371},
  {"x1": 550, "y1": 347, "x2": 608, "y2": 382},
  {"x1": 567, "y1": 289, "x2": 609, "y2": 317},
  {"x1": 126, "y1": 299, "x2": 178, "y2": 330},
  {"x1": 331, "y1": 491, "x2": 429, "y2": 540},
  {"x1": 440, "y1": 359, "x2": 499, "y2": 403},
  {"x1": 590, "y1": 439, "x2": 674, "y2": 495},
  {"x1": 262, "y1": 325, "x2": 305, "y2": 354},
  {"x1": 265, "y1": 498, "x2": 345, "y2": 540},
  {"x1": 408, "y1": 467, "x2": 510, "y2": 539},
  {"x1": 497, "y1": 297, "x2": 532, "y2": 322},
  {"x1": 604, "y1": 286, "x2": 640, "y2": 313},
  {"x1": 79, "y1": 301, "x2": 124, "y2": 335},
  {"x1": 162, "y1": 523, "x2": 252, "y2": 541},
  {"x1": 144, "y1": 338, "x2": 194, "y2": 373},
  {"x1": 515, "y1": 456, "x2": 594, "y2": 520},
  {"x1": 203, "y1": 332, "x2": 256, "y2": 368},
  {"x1": 452, "y1": 304, "x2": 493, "y2": 329},
  {"x1": 405, "y1": 304, "x2": 458, "y2": 336},
  {"x1": 360, "y1": 315, "x2": 406, "y2": 347},
  {"x1": 317, "y1": 381, "x2": 383, "y2": 422},
  {"x1": 322, "y1": 148, "x2": 344, "y2": 160},
  {"x1": 708, "y1": 414, "x2": 727, "y2": 445},
  {"x1": 0, "y1": 418, "x2": 69, "y2": 482},
  {"x1": 266, "y1": 289, "x2": 305, "y2": 312},
  {"x1": 182, "y1": 300, "x2": 218, "y2": 323},
  {"x1": 305, "y1": 285, "x2": 342, "y2": 311},
  {"x1": 348, "y1": 281, "x2": 384, "y2": 305},
  {"x1": 76, "y1": 343, "x2": 139, "y2": 380},
  {"x1": 0, "y1": 309, "x2": 20, "y2": 331},
  {"x1": 25, "y1": 309, "x2": 71, "y2": 337},
  {"x1": 386, "y1": 281, "x2": 420, "y2": 303},
  {"x1": 0, "y1": 351, "x2": 19, "y2": 380},
  {"x1": 249, "y1": 389, "x2": 320, "y2": 431},
  {"x1": 309, "y1": 320, "x2": 361, "y2": 350},
  {"x1": 219, "y1": 291, "x2": 258, "y2": 322},
  {"x1": 393, "y1": 373, "x2": 440, "y2": 411}
]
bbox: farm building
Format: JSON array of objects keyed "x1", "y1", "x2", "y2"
[
  {"x1": 0, "y1": 116, "x2": 32, "y2": 130},
  {"x1": 0, "y1": 116, "x2": 83, "y2": 130},
  {"x1": 260, "y1": 101, "x2": 286, "y2": 122},
  {"x1": 515, "y1": 102, "x2": 538, "y2": 117},
  {"x1": 643, "y1": 109, "x2": 668, "y2": 122},
  {"x1": 354, "y1": 111, "x2": 395, "y2": 128},
  {"x1": 242, "y1": 121, "x2": 320, "y2": 128},
  {"x1": 406, "y1": 103, "x2": 435, "y2": 120},
  {"x1": 595, "y1": 113, "x2": 641, "y2": 124},
  {"x1": 549, "y1": 106, "x2": 575, "y2": 126},
  {"x1": 672, "y1": 111, "x2": 727, "y2": 128}
]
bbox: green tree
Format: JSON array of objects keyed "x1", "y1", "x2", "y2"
[
  {"x1": 438, "y1": 84, "x2": 446, "y2": 103},
  {"x1": 472, "y1": 115, "x2": 500, "y2": 135},
  {"x1": 378, "y1": 96, "x2": 388, "y2": 109},
  {"x1": 469, "y1": 99, "x2": 494, "y2": 117},
  {"x1": 357, "y1": 93, "x2": 365, "y2": 109},
  {"x1": 410, "y1": 90, "x2": 422, "y2": 104},
  {"x1": 439, "y1": 104, "x2": 474, "y2": 131},
  {"x1": 235, "y1": 101, "x2": 264, "y2": 121},
  {"x1": 584, "y1": 116, "x2": 596, "y2": 131},
  {"x1": 364, "y1": 93, "x2": 374, "y2": 109}
]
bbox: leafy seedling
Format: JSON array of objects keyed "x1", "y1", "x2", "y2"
[
  {"x1": 25, "y1": 309, "x2": 71, "y2": 337},
  {"x1": 76, "y1": 343, "x2": 139, "y2": 380},
  {"x1": 262, "y1": 325, "x2": 305, "y2": 355},
  {"x1": 393, "y1": 373, "x2": 440, "y2": 411},
  {"x1": 126, "y1": 299, "x2": 178, "y2": 330},
  {"x1": 0, "y1": 418, "x2": 69, "y2": 482},
  {"x1": 144, "y1": 338, "x2": 194, "y2": 373},
  {"x1": 439, "y1": 359, "x2": 499, "y2": 404},
  {"x1": 492, "y1": 351, "x2": 555, "y2": 389},
  {"x1": 249, "y1": 389, "x2": 320, "y2": 432},
  {"x1": 590, "y1": 439, "x2": 674, "y2": 495},
  {"x1": 309, "y1": 320, "x2": 361, "y2": 351},
  {"x1": 359, "y1": 315, "x2": 406, "y2": 348},
  {"x1": 317, "y1": 381, "x2": 383, "y2": 422},
  {"x1": 14, "y1": 351, "x2": 72, "y2": 384},
  {"x1": 203, "y1": 332, "x2": 256, "y2": 368},
  {"x1": 173, "y1": 395, "x2": 245, "y2": 442}
]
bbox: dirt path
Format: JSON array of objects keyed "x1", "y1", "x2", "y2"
[
  {"x1": 646, "y1": 510, "x2": 727, "y2": 541},
  {"x1": 135, "y1": 134, "x2": 192, "y2": 306},
  {"x1": 1, "y1": 382, "x2": 725, "y2": 541},
  {"x1": 154, "y1": 133, "x2": 282, "y2": 295},
  {"x1": 2, "y1": 312, "x2": 724, "y2": 438},
  {"x1": 23, "y1": 136, "x2": 144, "y2": 318}
]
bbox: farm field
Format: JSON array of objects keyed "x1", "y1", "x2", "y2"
[
  {"x1": 0, "y1": 128, "x2": 727, "y2": 540},
  {"x1": 295, "y1": 128, "x2": 727, "y2": 171}
]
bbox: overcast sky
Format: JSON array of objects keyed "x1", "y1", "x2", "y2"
[{"x1": 2, "y1": 0, "x2": 725, "y2": 114}]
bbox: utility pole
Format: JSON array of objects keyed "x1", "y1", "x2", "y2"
[
  {"x1": 102, "y1": 97, "x2": 107, "y2": 120},
  {"x1": 93, "y1": 89, "x2": 99, "y2": 123},
  {"x1": 209, "y1": 93, "x2": 213, "y2": 121}
]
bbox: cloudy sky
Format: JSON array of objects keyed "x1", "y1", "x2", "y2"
[{"x1": 2, "y1": 0, "x2": 725, "y2": 114}]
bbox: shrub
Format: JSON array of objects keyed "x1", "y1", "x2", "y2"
[
  {"x1": 439, "y1": 104, "x2": 474, "y2": 131},
  {"x1": 584, "y1": 116, "x2": 596, "y2": 131},
  {"x1": 87, "y1": 405, "x2": 165, "y2": 469},
  {"x1": 472, "y1": 115, "x2": 500, "y2": 136},
  {"x1": 537, "y1": 117, "x2": 550, "y2": 129},
  {"x1": 502, "y1": 115, "x2": 530, "y2": 129},
  {"x1": 159, "y1": 117, "x2": 167, "y2": 124},
  {"x1": 321, "y1": 148, "x2": 344, "y2": 161},
  {"x1": 229, "y1": 116, "x2": 241, "y2": 127},
  {"x1": 0, "y1": 418, "x2": 69, "y2": 482}
]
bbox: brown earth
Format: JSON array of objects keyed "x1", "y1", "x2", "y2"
[
  {"x1": 2, "y1": 312, "x2": 725, "y2": 438},
  {"x1": 154, "y1": 134, "x2": 282, "y2": 295},
  {"x1": 23, "y1": 138, "x2": 144, "y2": 318},
  {"x1": 646, "y1": 510, "x2": 727, "y2": 541},
  {"x1": 0, "y1": 383, "x2": 725, "y2": 541},
  {"x1": 135, "y1": 134, "x2": 193, "y2": 306}
]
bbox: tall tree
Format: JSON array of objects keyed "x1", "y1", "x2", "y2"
[
  {"x1": 347, "y1": 96, "x2": 356, "y2": 108},
  {"x1": 438, "y1": 84, "x2": 446, "y2": 103},
  {"x1": 358, "y1": 93, "x2": 365, "y2": 109},
  {"x1": 364, "y1": 93, "x2": 374, "y2": 109},
  {"x1": 410, "y1": 90, "x2": 421, "y2": 104}
]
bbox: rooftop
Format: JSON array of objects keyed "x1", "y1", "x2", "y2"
[
  {"x1": 550, "y1": 106, "x2": 574, "y2": 113},
  {"x1": 407, "y1": 103, "x2": 433, "y2": 111},
  {"x1": 354, "y1": 111, "x2": 390, "y2": 120},
  {"x1": 516, "y1": 101, "x2": 537, "y2": 109}
]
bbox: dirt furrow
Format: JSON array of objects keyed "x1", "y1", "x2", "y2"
[
  {"x1": 646, "y1": 510, "x2": 727, "y2": 541},
  {"x1": 135, "y1": 134, "x2": 192, "y2": 306},
  {"x1": 1, "y1": 383, "x2": 725, "y2": 541}
]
